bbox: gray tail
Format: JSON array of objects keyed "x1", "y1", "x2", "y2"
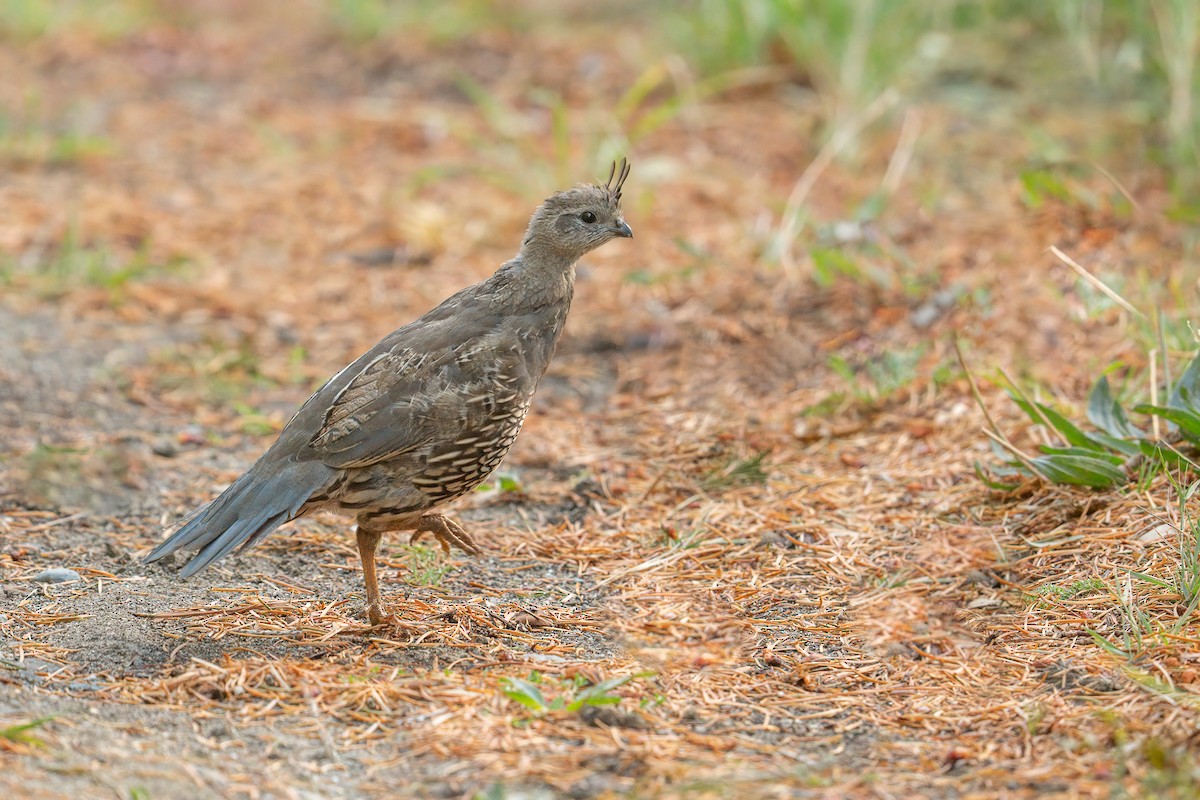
[{"x1": 145, "y1": 459, "x2": 330, "y2": 578}]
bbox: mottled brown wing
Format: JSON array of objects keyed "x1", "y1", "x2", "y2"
[
  {"x1": 306, "y1": 346, "x2": 438, "y2": 468},
  {"x1": 305, "y1": 305, "x2": 521, "y2": 470}
]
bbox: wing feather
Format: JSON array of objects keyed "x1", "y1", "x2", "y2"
[{"x1": 305, "y1": 308, "x2": 515, "y2": 470}]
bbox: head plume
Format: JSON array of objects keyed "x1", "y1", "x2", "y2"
[{"x1": 603, "y1": 157, "x2": 631, "y2": 205}]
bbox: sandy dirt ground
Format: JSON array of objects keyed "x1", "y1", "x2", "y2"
[{"x1": 2, "y1": 3, "x2": 1199, "y2": 798}]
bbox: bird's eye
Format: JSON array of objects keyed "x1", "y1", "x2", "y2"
[{"x1": 580, "y1": 211, "x2": 597, "y2": 224}]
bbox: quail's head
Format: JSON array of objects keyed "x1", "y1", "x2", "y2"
[{"x1": 522, "y1": 159, "x2": 633, "y2": 260}]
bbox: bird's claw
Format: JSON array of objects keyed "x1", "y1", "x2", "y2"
[
  {"x1": 410, "y1": 514, "x2": 482, "y2": 557},
  {"x1": 366, "y1": 610, "x2": 397, "y2": 628}
]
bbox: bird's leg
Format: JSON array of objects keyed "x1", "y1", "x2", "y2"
[
  {"x1": 410, "y1": 514, "x2": 482, "y2": 556},
  {"x1": 355, "y1": 525, "x2": 385, "y2": 626}
]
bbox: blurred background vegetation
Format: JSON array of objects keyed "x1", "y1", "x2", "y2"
[{"x1": 2, "y1": 0, "x2": 1197, "y2": 187}]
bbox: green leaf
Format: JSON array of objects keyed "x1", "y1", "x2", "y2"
[
  {"x1": 974, "y1": 460, "x2": 1022, "y2": 491},
  {"x1": 1087, "y1": 628, "x2": 1130, "y2": 660},
  {"x1": 1087, "y1": 375, "x2": 1144, "y2": 439},
  {"x1": 1138, "y1": 440, "x2": 1196, "y2": 471},
  {"x1": 1019, "y1": 169, "x2": 1073, "y2": 210},
  {"x1": 1029, "y1": 454, "x2": 1126, "y2": 488},
  {"x1": 987, "y1": 439, "x2": 1023, "y2": 465},
  {"x1": 1087, "y1": 430, "x2": 1142, "y2": 456},
  {"x1": 1168, "y1": 354, "x2": 1200, "y2": 411},
  {"x1": 1128, "y1": 570, "x2": 1173, "y2": 590},
  {"x1": 1037, "y1": 446, "x2": 1124, "y2": 465},
  {"x1": 1133, "y1": 404, "x2": 1200, "y2": 442},
  {"x1": 1033, "y1": 402, "x2": 1109, "y2": 452},
  {"x1": 826, "y1": 354, "x2": 855, "y2": 382},
  {"x1": 500, "y1": 678, "x2": 548, "y2": 711},
  {"x1": 1181, "y1": 386, "x2": 1200, "y2": 417},
  {"x1": 566, "y1": 674, "x2": 636, "y2": 712}
]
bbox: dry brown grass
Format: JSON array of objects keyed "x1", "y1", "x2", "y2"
[{"x1": 2, "y1": 2, "x2": 1200, "y2": 798}]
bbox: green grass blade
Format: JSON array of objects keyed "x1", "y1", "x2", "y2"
[
  {"x1": 1133, "y1": 404, "x2": 1200, "y2": 442},
  {"x1": 566, "y1": 674, "x2": 635, "y2": 712},
  {"x1": 1087, "y1": 628, "x2": 1130, "y2": 660},
  {"x1": 1037, "y1": 445, "x2": 1124, "y2": 464},
  {"x1": 1029, "y1": 454, "x2": 1127, "y2": 488},
  {"x1": 1034, "y1": 401, "x2": 1110, "y2": 452},
  {"x1": 0, "y1": 715, "x2": 53, "y2": 745},
  {"x1": 1127, "y1": 570, "x2": 1173, "y2": 590}
]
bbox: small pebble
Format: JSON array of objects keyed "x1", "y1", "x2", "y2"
[
  {"x1": 32, "y1": 568, "x2": 81, "y2": 584},
  {"x1": 65, "y1": 682, "x2": 103, "y2": 692},
  {"x1": 179, "y1": 425, "x2": 206, "y2": 446}
]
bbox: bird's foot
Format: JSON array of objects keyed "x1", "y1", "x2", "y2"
[
  {"x1": 410, "y1": 514, "x2": 482, "y2": 556},
  {"x1": 366, "y1": 604, "x2": 389, "y2": 627}
]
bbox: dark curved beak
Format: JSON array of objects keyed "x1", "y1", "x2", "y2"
[{"x1": 613, "y1": 220, "x2": 633, "y2": 239}]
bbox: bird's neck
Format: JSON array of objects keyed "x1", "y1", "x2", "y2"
[
  {"x1": 485, "y1": 253, "x2": 575, "y2": 381},
  {"x1": 502, "y1": 249, "x2": 577, "y2": 308}
]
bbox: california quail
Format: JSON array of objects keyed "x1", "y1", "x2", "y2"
[{"x1": 146, "y1": 160, "x2": 633, "y2": 625}]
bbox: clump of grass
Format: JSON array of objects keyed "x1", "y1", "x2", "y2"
[
  {"x1": 1128, "y1": 736, "x2": 1200, "y2": 796},
  {"x1": 0, "y1": 126, "x2": 111, "y2": 166},
  {"x1": 973, "y1": 353, "x2": 1200, "y2": 491},
  {"x1": 1169, "y1": 477, "x2": 1200, "y2": 606},
  {"x1": 1028, "y1": 577, "x2": 1107, "y2": 603},
  {"x1": 1039, "y1": 0, "x2": 1200, "y2": 187},
  {"x1": 14, "y1": 441, "x2": 145, "y2": 511},
  {"x1": 232, "y1": 402, "x2": 280, "y2": 437},
  {"x1": 1145, "y1": 0, "x2": 1200, "y2": 177},
  {"x1": 499, "y1": 670, "x2": 653, "y2": 723},
  {"x1": 1084, "y1": 474, "x2": 1200, "y2": 663},
  {"x1": 148, "y1": 335, "x2": 273, "y2": 406},
  {"x1": 798, "y1": 345, "x2": 938, "y2": 422},
  {"x1": 703, "y1": 450, "x2": 770, "y2": 490},
  {"x1": 401, "y1": 544, "x2": 451, "y2": 587},
  {"x1": 1018, "y1": 164, "x2": 1104, "y2": 212},
  {"x1": 828, "y1": 344, "x2": 926, "y2": 408},
  {"x1": 0, "y1": 222, "x2": 187, "y2": 300},
  {"x1": 449, "y1": 61, "x2": 690, "y2": 202},
  {"x1": 968, "y1": 240, "x2": 1200, "y2": 492}
]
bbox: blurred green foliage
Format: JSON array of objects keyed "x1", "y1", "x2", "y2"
[
  {"x1": 0, "y1": 0, "x2": 154, "y2": 38},
  {"x1": 667, "y1": 0, "x2": 1199, "y2": 181},
  {"x1": 3, "y1": 0, "x2": 1196, "y2": 181}
]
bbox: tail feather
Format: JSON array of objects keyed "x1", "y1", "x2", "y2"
[
  {"x1": 146, "y1": 459, "x2": 330, "y2": 576},
  {"x1": 145, "y1": 472, "x2": 256, "y2": 560},
  {"x1": 179, "y1": 506, "x2": 290, "y2": 577}
]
